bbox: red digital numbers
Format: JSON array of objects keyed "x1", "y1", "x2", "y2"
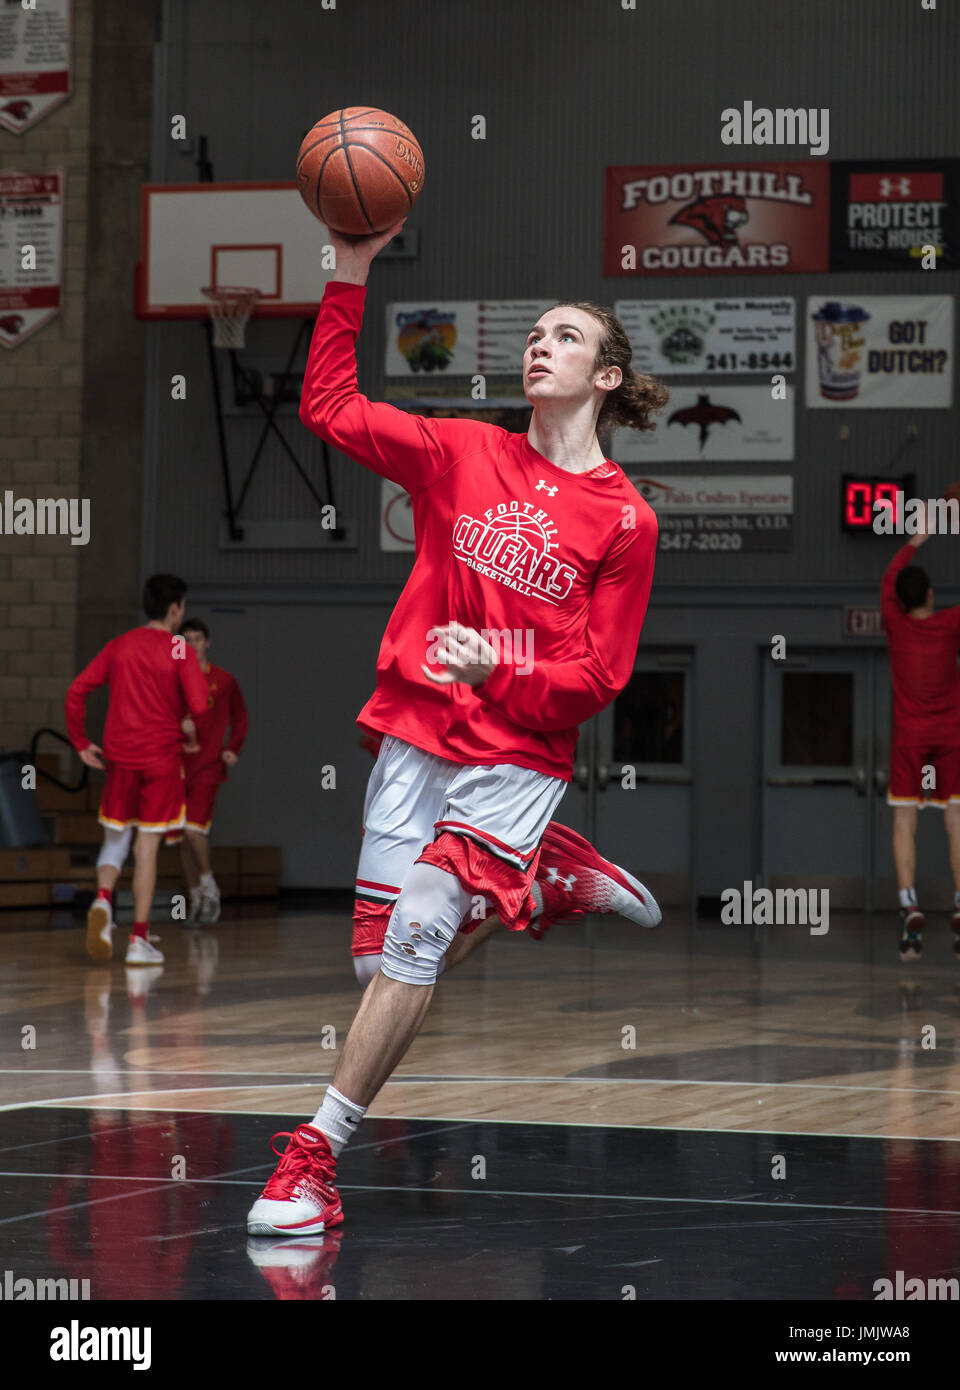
[
  {"x1": 844, "y1": 480, "x2": 874, "y2": 527},
  {"x1": 842, "y1": 476, "x2": 911, "y2": 532}
]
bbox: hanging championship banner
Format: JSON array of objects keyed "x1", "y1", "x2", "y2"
[
  {"x1": 604, "y1": 162, "x2": 830, "y2": 277},
  {"x1": 623, "y1": 475, "x2": 793, "y2": 553},
  {"x1": 830, "y1": 160, "x2": 959, "y2": 271},
  {"x1": 611, "y1": 385, "x2": 793, "y2": 462},
  {"x1": 384, "y1": 299, "x2": 548, "y2": 407},
  {"x1": 615, "y1": 298, "x2": 795, "y2": 374},
  {"x1": 0, "y1": 0, "x2": 72, "y2": 135},
  {"x1": 806, "y1": 295, "x2": 953, "y2": 408},
  {"x1": 0, "y1": 170, "x2": 64, "y2": 349}
]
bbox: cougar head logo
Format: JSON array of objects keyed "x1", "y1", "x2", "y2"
[{"x1": 670, "y1": 195, "x2": 749, "y2": 245}]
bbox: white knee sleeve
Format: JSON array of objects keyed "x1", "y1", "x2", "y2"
[
  {"x1": 353, "y1": 948, "x2": 448, "y2": 989},
  {"x1": 380, "y1": 862, "x2": 472, "y2": 986},
  {"x1": 97, "y1": 825, "x2": 132, "y2": 872}
]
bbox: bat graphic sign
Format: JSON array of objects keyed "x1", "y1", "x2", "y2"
[{"x1": 611, "y1": 386, "x2": 793, "y2": 462}]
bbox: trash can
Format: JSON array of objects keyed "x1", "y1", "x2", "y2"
[{"x1": 0, "y1": 753, "x2": 48, "y2": 849}]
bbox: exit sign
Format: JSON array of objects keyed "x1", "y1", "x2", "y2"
[{"x1": 843, "y1": 606, "x2": 884, "y2": 637}]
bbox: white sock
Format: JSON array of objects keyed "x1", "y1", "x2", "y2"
[
  {"x1": 200, "y1": 872, "x2": 216, "y2": 891},
  {"x1": 530, "y1": 881, "x2": 543, "y2": 919},
  {"x1": 899, "y1": 887, "x2": 918, "y2": 910},
  {"x1": 190, "y1": 885, "x2": 203, "y2": 900},
  {"x1": 311, "y1": 1084, "x2": 366, "y2": 1157}
]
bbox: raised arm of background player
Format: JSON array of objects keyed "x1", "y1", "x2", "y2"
[{"x1": 881, "y1": 506, "x2": 932, "y2": 628}]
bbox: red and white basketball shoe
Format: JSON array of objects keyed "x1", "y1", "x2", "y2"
[
  {"x1": 247, "y1": 1124, "x2": 344, "y2": 1237},
  {"x1": 531, "y1": 822, "x2": 661, "y2": 937}
]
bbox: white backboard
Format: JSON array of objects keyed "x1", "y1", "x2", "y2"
[{"x1": 137, "y1": 181, "x2": 331, "y2": 319}]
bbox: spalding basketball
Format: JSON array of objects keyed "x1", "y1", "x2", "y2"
[{"x1": 296, "y1": 107, "x2": 425, "y2": 235}]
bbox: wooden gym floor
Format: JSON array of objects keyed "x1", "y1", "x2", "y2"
[{"x1": 1, "y1": 905, "x2": 959, "y2": 1299}]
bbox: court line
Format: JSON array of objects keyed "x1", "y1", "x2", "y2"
[
  {"x1": 4, "y1": 1072, "x2": 960, "y2": 1097},
  {"x1": 0, "y1": 1170, "x2": 956, "y2": 1220},
  {"x1": 3, "y1": 1092, "x2": 957, "y2": 1145},
  {"x1": 0, "y1": 1122, "x2": 469, "y2": 1229}
]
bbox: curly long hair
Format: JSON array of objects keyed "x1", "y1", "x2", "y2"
[{"x1": 547, "y1": 300, "x2": 669, "y2": 433}]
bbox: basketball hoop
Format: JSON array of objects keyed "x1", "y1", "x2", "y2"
[{"x1": 201, "y1": 285, "x2": 261, "y2": 349}]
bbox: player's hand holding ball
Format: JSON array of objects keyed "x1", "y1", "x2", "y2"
[{"x1": 296, "y1": 106, "x2": 423, "y2": 282}]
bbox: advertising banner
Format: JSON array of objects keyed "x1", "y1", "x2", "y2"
[
  {"x1": 612, "y1": 385, "x2": 793, "y2": 462},
  {"x1": 805, "y1": 295, "x2": 952, "y2": 408},
  {"x1": 615, "y1": 297, "x2": 795, "y2": 375},
  {"x1": 604, "y1": 162, "x2": 830, "y2": 277}
]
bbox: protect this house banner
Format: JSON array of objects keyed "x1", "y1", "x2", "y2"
[{"x1": 830, "y1": 160, "x2": 959, "y2": 271}]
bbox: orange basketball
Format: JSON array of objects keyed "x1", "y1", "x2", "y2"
[{"x1": 296, "y1": 107, "x2": 425, "y2": 235}]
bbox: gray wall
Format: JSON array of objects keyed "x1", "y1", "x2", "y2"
[{"x1": 141, "y1": 0, "x2": 960, "y2": 890}]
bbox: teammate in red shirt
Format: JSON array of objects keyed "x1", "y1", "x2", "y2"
[
  {"x1": 166, "y1": 618, "x2": 249, "y2": 924},
  {"x1": 65, "y1": 574, "x2": 209, "y2": 966},
  {"x1": 881, "y1": 514, "x2": 960, "y2": 959},
  {"x1": 247, "y1": 220, "x2": 666, "y2": 1237}
]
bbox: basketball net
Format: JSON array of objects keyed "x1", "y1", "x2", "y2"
[{"x1": 201, "y1": 285, "x2": 261, "y2": 349}]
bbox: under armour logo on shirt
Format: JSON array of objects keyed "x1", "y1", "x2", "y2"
[
  {"x1": 545, "y1": 867, "x2": 577, "y2": 892},
  {"x1": 536, "y1": 480, "x2": 558, "y2": 496}
]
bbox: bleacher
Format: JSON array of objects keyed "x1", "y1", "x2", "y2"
[{"x1": 0, "y1": 751, "x2": 280, "y2": 913}]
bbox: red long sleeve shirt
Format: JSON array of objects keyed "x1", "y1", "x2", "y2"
[
  {"x1": 299, "y1": 281, "x2": 658, "y2": 781},
  {"x1": 881, "y1": 543, "x2": 960, "y2": 743},
  {"x1": 65, "y1": 627, "x2": 210, "y2": 770},
  {"x1": 185, "y1": 663, "x2": 249, "y2": 778}
]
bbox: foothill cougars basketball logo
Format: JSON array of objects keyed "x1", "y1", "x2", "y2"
[
  {"x1": 671, "y1": 195, "x2": 749, "y2": 245},
  {"x1": 452, "y1": 498, "x2": 577, "y2": 605}
]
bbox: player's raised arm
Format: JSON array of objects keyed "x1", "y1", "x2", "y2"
[{"x1": 299, "y1": 222, "x2": 483, "y2": 495}]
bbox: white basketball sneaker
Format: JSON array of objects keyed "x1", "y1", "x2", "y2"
[
  {"x1": 85, "y1": 897, "x2": 114, "y2": 961},
  {"x1": 125, "y1": 934, "x2": 165, "y2": 966},
  {"x1": 198, "y1": 881, "x2": 221, "y2": 925}
]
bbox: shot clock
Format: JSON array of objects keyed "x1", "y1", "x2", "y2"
[{"x1": 841, "y1": 474, "x2": 915, "y2": 532}]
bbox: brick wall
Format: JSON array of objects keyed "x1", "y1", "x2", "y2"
[{"x1": 0, "y1": 0, "x2": 93, "y2": 755}]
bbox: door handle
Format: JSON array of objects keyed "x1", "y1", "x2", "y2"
[
  {"x1": 765, "y1": 772, "x2": 864, "y2": 789},
  {"x1": 596, "y1": 763, "x2": 610, "y2": 789},
  {"x1": 572, "y1": 762, "x2": 590, "y2": 789},
  {"x1": 874, "y1": 767, "x2": 888, "y2": 794}
]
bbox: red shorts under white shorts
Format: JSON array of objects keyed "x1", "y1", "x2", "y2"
[
  {"x1": 98, "y1": 758, "x2": 186, "y2": 834},
  {"x1": 888, "y1": 742, "x2": 960, "y2": 808},
  {"x1": 352, "y1": 733, "x2": 566, "y2": 956}
]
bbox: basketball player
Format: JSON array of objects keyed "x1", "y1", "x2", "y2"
[
  {"x1": 165, "y1": 618, "x2": 249, "y2": 924},
  {"x1": 65, "y1": 574, "x2": 209, "y2": 966},
  {"x1": 247, "y1": 219, "x2": 666, "y2": 1235},
  {"x1": 882, "y1": 508, "x2": 960, "y2": 960}
]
